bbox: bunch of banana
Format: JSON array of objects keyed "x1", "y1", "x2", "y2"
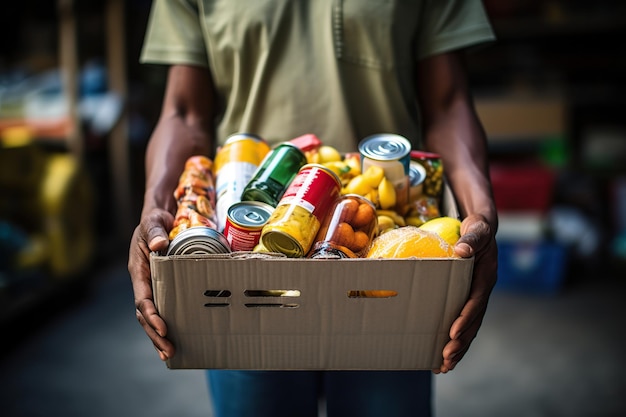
[{"x1": 314, "y1": 145, "x2": 439, "y2": 235}]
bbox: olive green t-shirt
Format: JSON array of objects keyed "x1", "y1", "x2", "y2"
[{"x1": 141, "y1": 0, "x2": 494, "y2": 152}]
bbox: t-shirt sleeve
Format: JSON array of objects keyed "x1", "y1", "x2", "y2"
[
  {"x1": 415, "y1": 0, "x2": 496, "y2": 60},
  {"x1": 140, "y1": 0, "x2": 209, "y2": 67}
]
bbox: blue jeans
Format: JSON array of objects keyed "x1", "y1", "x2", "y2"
[{"x1": 207, "y1": 370, "x2": 432, "y2": 417}]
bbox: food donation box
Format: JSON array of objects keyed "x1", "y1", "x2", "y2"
[{"x1": 150, "y1": 185, "x2": 473, "y2": 370}]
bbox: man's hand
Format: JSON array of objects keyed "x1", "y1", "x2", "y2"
[
  {"x1": 128, "y1": 208, "x2": 176, "y2": 361},
  {"x1": 433, "y1": 213, "x2": 498, "y2": 374}
]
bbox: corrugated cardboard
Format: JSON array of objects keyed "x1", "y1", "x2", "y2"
[{"x1": 150, "y1": 186, "x2": 473, "y2": 370}]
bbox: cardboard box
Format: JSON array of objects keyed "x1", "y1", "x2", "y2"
[
  {"x1": 150, "y1": 187, "x2": 473, "y2": 370},
  {"x1": 474, "y1": 94, "x2": 566, "y2": 141}
]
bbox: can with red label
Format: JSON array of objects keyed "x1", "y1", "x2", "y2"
[
  {"x1": 214, "y1": 133, "x2": 271, "y2": 231},
  {"x1": 223, "y1": 201, "x2": 274, "y2": 252},
  {"x1": 261, "y1": 164, "x2": 342, "y2": 257}
]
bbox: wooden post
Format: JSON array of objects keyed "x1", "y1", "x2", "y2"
[{"x1": 57, "y1": 0, "x2": 82, "y2": 161}]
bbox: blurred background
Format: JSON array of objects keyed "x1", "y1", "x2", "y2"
[{"x1": 0, "y1": 1, "x2": 625, "y2": 416}]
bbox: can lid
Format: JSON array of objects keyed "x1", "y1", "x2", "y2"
[
  {"x1": 409, "y1": 161, "x2": 427, "y2": 186},
  {"x1": 228, "y1": 201, "x2": 273, "y2": 227},
  {"x1": 261, "y1": 231, "x2": 304, "y2": 258},
  {"x1": 167, "y1": 227, "x2": 231, "y2": 255},
  {"x1": 224, "y1": 132, "x2": 266, "y2": 145},
  {"x1": 359, "y1": 134, "x2": 411, "y2": 161}
]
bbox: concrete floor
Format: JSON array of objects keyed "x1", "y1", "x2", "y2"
[{"x1": 1, "y1": 257, "x2": 625, "y2": 417}]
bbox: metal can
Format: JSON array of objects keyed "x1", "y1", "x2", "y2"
[
  {"x1": 166, "y1": 226, "x2": 231, "y2": 255},
  {"x1": 223, "y1": 201, "x2": 274, "y2": 252},
  {"x1": 410, "y1": 150, "x2": 444, "y2": 199},
  {"x1": 359, "y1": 134, "x2": 412, "y2": 213},
  {"x1": 408, "y1": 160, "x2": 427, "y2": 204},
  {"x1": 309, "y1": 194, "x2": 378, "y2": 259},
  {"x1": 241, "y1": 142, "x2": 308, "y2": 207},
  {"x1": 214, "y1": 133, "x2": 271, "y2": 231},
  {"x1": 261, "y1": 164, "x2": 342, "y2": 257}
]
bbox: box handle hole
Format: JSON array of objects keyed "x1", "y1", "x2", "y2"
[
  {"x1": 347, "y1": 290, "x2": 398, "y2": 298},
  {"x1": 204, "y1": 290, "x2": 231, "y2": 297},
  {"x1": 244, "y1": 290, "x2": 301, "y2": 297},
  {"x1": 244, "y1": 303, "x2": 300, "y2": 308}
]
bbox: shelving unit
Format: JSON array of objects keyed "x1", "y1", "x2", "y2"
[
  {"x1": 0, "y1": 0, "x2": 132, "y2": 328},
  {"x1": 470, "y1": 1, "x2": 626, "y2": 285}
]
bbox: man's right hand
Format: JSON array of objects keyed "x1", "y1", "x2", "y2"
[{"x1": 128, "y1": 208, "x2": 176, "y2": 361}]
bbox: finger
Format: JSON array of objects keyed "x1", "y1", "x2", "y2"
[
  {"x1": 145, "y1": 210, "x2": 174, "y2": 252},
  {"x1": 455, "y1": 215, "x2": 492, "y2": 258},
  {"x1": 136, "y1": 299, "x2": 176, "y2": 360}
]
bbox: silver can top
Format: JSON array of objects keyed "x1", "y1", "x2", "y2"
[
  {"x1": 228, "y1": 201, "x2": 274, "y2": 228},
  {"x1": 358, "y1": 134, "x2": 412, "y2": 161},
  {"x1": 409, "y1": 161, "x2": 427, "y2": 186},
  {"x1": 166, "y1": 227, "x2": 231, "y2": 255}
]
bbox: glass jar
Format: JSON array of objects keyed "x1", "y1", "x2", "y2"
[{"x1": 308, "y1": 194, "x2": 378, "y2": 258}]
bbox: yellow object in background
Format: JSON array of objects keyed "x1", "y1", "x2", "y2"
[{"x1": 40, "y1": 153, "x2": 95, "y2": 278}]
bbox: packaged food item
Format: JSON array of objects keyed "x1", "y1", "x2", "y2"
[
  {"x1": 169, "y1": 155, "x2": 219, "y2": 240},
  {"x1": 223, "y1": 201, "x2": 273, "y2": 252},
  {"x1": 166, "y1": 226, "x2": 231, "y2": 255},
  {"x1": 241, "y1": 142, "x2": 308, "y2": 207},
  {"x1": 309, "y1": 194, "x2": 378, "y2": 258},
  {"x1": 359, "y1": 134, "x2": 411, "y2": 214},
  {"x1": 288, "y1": 133, "x2": 323, "y2": 162},
  {"x1": 408, "y1": 160, "x2": 427, "y2": 204},
  {"x1": 214, "y1": 133, "x2": 270, "y2": 231},
  {"x1": 410, "y1": 150, "x2": 444, "y2": 199},
  {"x1": 261, "y1": 164, "x2": 342, "y2": 257},
  {"x1": 366, "y1": 226, "x2": 455, "y2": 259}
]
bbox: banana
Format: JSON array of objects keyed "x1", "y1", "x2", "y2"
[
  {"x1": 378, "y1": 177, "x2": 396, "y2": 210},
  {"x1": 376, "y1": 210, "x2": 406, "y2": 227},
  {"x1": 377, "y1": 215, "x2": 396, "y2": 234}
]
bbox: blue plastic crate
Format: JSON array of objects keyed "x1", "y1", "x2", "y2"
[{"x1": 496, "y1": 240, "x2": 568, "y2": 294}]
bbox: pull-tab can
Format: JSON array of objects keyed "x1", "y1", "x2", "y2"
[
  {"x1": 223, "y1": 201, "x2": 274, "y2": 252},
  {"x1": 359, "y1": 134, "x2": 411, "y2": 214},
  {"x1": 166, "y1": 226, "x2": 231, "y2": 255}
]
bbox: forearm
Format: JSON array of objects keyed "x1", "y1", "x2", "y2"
[
  {"x1": 142, "y1": 116, "x2": 213, "y2": 217},
  {"x1": 141, "y1": 65, "x2": 216, "y2": 218},
  {"x1": 423, "y1": 97, "x2": 497, "y2": 231},
  {"x1": 417, "y1": 52, "x2": 497, "y2": 232}
]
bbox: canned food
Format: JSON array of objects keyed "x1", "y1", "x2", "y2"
[
  {"x1": 408, "y1": 160, "x2": 427, "y2": 203},
  {"x1": 359, "y1": 134, "x2": 412, "y2": 213},
  {"x1": 166, "y1": 226, "x2": 231, "y2": 255},
  {"x1": 214, "y1": 133, "x2": 270, "y2": 231},
  {"x1": 169, "y1": 155, "x2": 218, "y2": 240},
  {"x1": 261, "y1": 164, "x2": 342, "y2": 257},
  {"x1": 241, "y1": 142, "x2": 308, "y2": 207},
  {"x1": 223, "y1": 201, "x2": 273, "y2": 252},
  {"x1": 309, "y1": 194, "x2": 378, "y2": 259},
  {"x1": 410, "y1": 150, "x2": 444, "y2": 199}
]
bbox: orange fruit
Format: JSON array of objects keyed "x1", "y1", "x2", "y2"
[
  {"x1": 334, "y1": 222, "x2": 355, "y2": 248},
  {"x1": 351, "y1": 201, "x2": 376, "y2": 229},
  {"x1": 350, "y1": 230, "x2": 370, "y2": 253},
  {"x1": 366, "y1": 226, "x2": 455, "y2": 258}
]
